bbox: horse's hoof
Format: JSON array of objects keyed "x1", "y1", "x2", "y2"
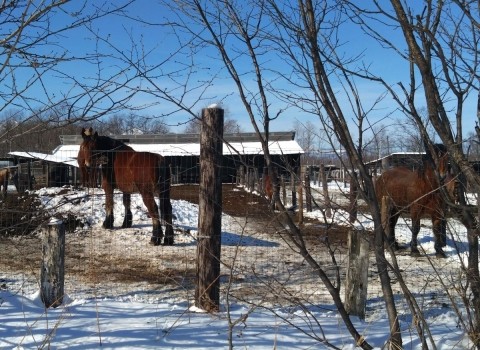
[
  {"x1": 410, "y1": 249, "x2": 421, "y2": 257},
  {"x1": 391, "y1": 242, "x2": 407, "y2": 251},
  {"x1": 103, "y1": 217, "x2": 114, "y2": 229},
  {"x1": 150, "y1": 237, "x2": 162, "y2": 246},
  {"x1": 385, "y1": 241, "x2": 401, "y2": 251},
  {"x1": 435, "y1": 250, "x2": 447, "y2": 259},
  {"x1": 163, "y1": 237, "x2": 174, "y2": 246},
  {"x1": 122, "y1": 212, "x2": 133, "y2": 228},
  {"x1": 121, "y1": 221, "x2": 133, "y2": 229}
]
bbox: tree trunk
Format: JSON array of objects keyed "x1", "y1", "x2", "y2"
[{"x1": 345, "y1": 229, "x2": 370, "y2": 319}]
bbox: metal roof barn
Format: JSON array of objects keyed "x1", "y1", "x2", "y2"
[{"x1": 8, "y1": 132, "x2": 304, "y2": 188}]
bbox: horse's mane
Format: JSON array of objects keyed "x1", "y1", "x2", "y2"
[
  {"x1": 95, "y1": 135, "x2": 133, "y2": 152},
  {"x1": 418, "y1": 143, "x2": 447, "y2": 176}
]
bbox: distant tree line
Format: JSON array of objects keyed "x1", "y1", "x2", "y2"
[{"x1": 0, "y1": 109, "x2": 243, "y2": 157}]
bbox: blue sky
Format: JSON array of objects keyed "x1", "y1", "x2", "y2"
[{"x1": 3, "y1": 1, "x2": 477, "y2": 143}]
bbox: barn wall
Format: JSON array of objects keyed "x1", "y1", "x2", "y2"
[
  {"x1": 11, "y1": 152, "x2": 302, "y2": 188},
  {"x1": 167, "y1": 154, "x2": 301, "y2": 185}
]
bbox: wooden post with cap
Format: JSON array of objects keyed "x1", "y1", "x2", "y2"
[
  {"x1": 195, "y1": 106, "x2": 224, "y2": 312},
  {"x1": 40, "y1": 218, "x2": 65, "y2": 308}
]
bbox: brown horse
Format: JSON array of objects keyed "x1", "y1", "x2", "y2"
[
  {"x1": 78, "y1": 136, "x2": 90, "y2": 187},
  {"x1": 375, "y1": 144, "x2": 452, "y2": 257},
  {"x1": 80, "y1": 128, "x2": 174, "y2": 245},
  {"x1": 0, "y1": 167, "x2": 12, "y2": 198}
]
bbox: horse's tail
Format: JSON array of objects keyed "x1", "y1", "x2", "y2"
[
  {"x1": 156, "y1": 155, "x2": 171, "y2": 195},
  {"x1": 156, "y1": 155, "x2": 172, "y2": 222}
]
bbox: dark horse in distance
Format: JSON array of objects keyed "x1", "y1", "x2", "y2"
[
  {"x1": 80, "y1": 128, "x2": 174, "y2": 245},
  {"x1": 375, "y1": 144, "x2": 454, "y2": 258}
]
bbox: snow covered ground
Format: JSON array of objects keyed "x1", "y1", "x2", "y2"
[{"x1": 0, "y1": 183, "x2": 475, "y2": 349}]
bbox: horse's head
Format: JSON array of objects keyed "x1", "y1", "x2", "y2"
[
  {"x1": 444, "y1": 173, "x2": 459, "y2": 203},
  {"x1": 433, "y1": 144, "x2": 450, "y2": 180},
  {"x1": 80, "y1": 128, "x2": 100, "y2": 168},
  {"x1": 429, "y1": 143, "x2": 449, "y2": 182}
]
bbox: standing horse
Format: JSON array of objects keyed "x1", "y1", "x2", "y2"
[
  {"x1": 77, "y1": 128, "x2": 98, "y2": 188},
  {"x1": 0, "y1": 167, "x2": 12, "y2": 198},
  {"x1": 80, "y1": 128, "x2": 174, "y2": 245},
  {"x1": 375, "y1": 144, "x2": 451, "y2": 257}
]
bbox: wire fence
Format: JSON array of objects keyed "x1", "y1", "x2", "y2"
[{"x1": 0, "y1": 154, "x2": 464, "y2": 320}]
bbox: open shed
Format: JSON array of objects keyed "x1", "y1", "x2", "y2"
[
  {"x1": 365, "y1": 151, "x2": 425, "y2": 176},
  {"x1": 9, "y1": 132, "x2": 304, "y2": 188}
]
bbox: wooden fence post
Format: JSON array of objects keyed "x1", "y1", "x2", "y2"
[
  {"x1": 290, "y1": 170, "x2": 296, "y2": 208},
  {"x1": 262, "y1": 167, "x2": 268, "y2": 197},
  {"x1": 238, "y1": 165, "x2": 245, "y2": 186},
  {"x1": 320, "y1": 164, "x2": 332, "y2": 218},
  {"x1": 304, "y1": 173, "x2": 312, "y2": 212},
  {"x1": 271, "y1": 167, "x2": 280, "y2": 211},
  {"x1": 195, "y1": 107, "x2": 224, "y2": 312},
  {"x1": 345, "y1": 229, "x2": 370, "y2": 319},
  {"x1": 41, "y1": 218, "x2": 65, "y2": 308},
  {"x1": 298, "y1": 182, "x2": 303, "y2": 224},
  {"x1": 349, "y1": 174, "x2": 358, "y2": 223}
]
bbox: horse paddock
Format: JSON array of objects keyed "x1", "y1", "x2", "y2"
[{"x1": 0, "y1": 184, "x2": 462, "y2": 319}]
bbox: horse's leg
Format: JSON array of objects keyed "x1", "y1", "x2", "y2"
[
  {"x1": 122, "y1": 193, "x2": 133, "y2": 228},
  {"x1": 2, "y1": 173, "x2": 7, "y2": 199},
  {"x1": 440, "y1": 217, "x2": 447, "y2": 248},
  {"x1": 386, "y1": 211, "x2": 400, "y2": 250},
  {"x1": 81, "y1": 166, "x2": 88, "y2": 187},
  {"x1": 410, "y1": 216, "x2": 421, "y2": 256},
  {"x1": 141, "y1": 192, "x2": 163, "y2": 246},
  {"x1": 158, "y1": 171, "x2": 174, "y2": 245},
  {"x1": 102, "y1": 178, "x2": 115, "y2": 229},
  {"x1": 433, "y1": 216, "x2": 447, "y2": 258},
  {"x1": 159, "y1": 194, "x2": 174, "y2": 245}
]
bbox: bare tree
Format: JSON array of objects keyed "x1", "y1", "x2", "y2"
[
  {"x1": 0, "y1": 0, "x2": 141, "y2": 148},
  {"x1": 293, "y1": 120, "x2": 322, "y2": 163},
  {"x1": 347, "y1": 0, "x2": 480, "y2": 346},
  {"x1": 165, "y1": 0, "x2": 381, "y2": 348}
]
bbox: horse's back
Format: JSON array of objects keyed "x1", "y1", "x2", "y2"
[
  {"x1": 0, "y1": 168, "x2": 10, "y2": 184},
  {"x1": 375, "y1": 166, "x2": 442, "y2": 214},
  {"x1": 114, "y1": 151, "x2": 165, "y2": 193},
  {"x1": 375, "y1": 167, "x2": 422, "y2": 205}
]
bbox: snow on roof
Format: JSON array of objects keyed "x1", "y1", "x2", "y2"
[
  {"x1": 9, "y1": 139, "x2": 304, "y2": 167},
  {"x1": 129, "y1": 139, "x2": 303, "y2": 156},
  {"x1": 9, "y1": 149, "x2": 79, "y2": 167}
]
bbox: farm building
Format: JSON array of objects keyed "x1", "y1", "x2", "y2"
[
  {"x1": 365, "y1": 151, "x2": 426, "y2": 175},
  {"x1": 8, "y1": 132, "x2": 304, "y2": 189}
]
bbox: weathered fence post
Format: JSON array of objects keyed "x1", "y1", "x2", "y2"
[
  {"x1": 281, "y1": 175, "x2": 287, "y2": 207},
  {"x1": 195, "y1": 106, "x2": 224, "y2": 312},
  {"x1": 290, "y1": 170, "x2": 296, "y2": 208},
  {"x1": 349, "y1": 174, "x2": 358, "y2": 223},
  {"x1": 253, "y1": 167, "x2": 259, "y2": 193},
  {"x1": 40, "y1": 218, "x2": 65, "y2": 308},
  {"x1": 298, "y1": 181, "x2": 303, "y2": 224},
  {"x1": 320, "y1": 164, "x2": 332, "y2": 218},
  {"x1": 238, "y1": 165, "x2": 245, "y2": 186},
  {"x1": 262, "y1": 167, "x2": 268, "y2": 197},
  {"x1": 271, "y1": 167, "x2": 280, "y2": 211},
  {"x1": 345, "y1": 229, "x2": 370, "y2": 319},
  {"x1": 304, "y1": 173, "x2": 312, "y2": 212}
]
